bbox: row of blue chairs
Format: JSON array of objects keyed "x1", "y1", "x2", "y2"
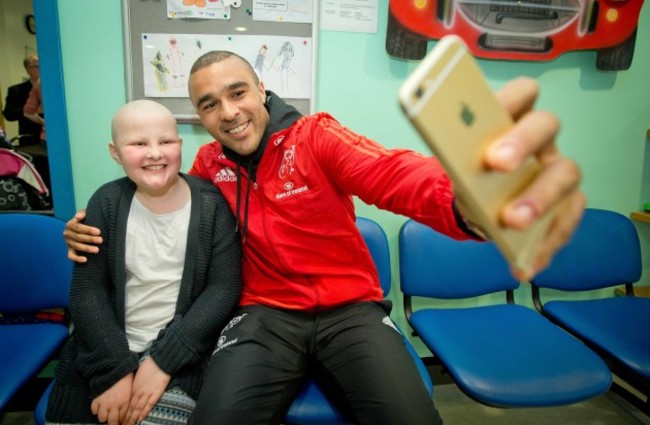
[
  {"x1": 1, "y1": 209, "x2": 648, "y2": 423},
  {"x1": 399, "y1": 209, "x2": 649, "y2": 415}
]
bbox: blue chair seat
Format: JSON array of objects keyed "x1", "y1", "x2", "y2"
[
  {"x1": 0, "y1": 324, "x2": 68, "y2": 409},
  {"x1": 285, "y1": 382, "x2": 350, "y2": 425},
  {"x1": 543, "y1": 297, "x2": 650, "y2": 381},
  {"x1": 410, "y1": 304, "x2": 611, "y2": 407}
]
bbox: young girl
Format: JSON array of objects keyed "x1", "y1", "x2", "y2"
[{"x1": 46, "y1": 100, "x2": 241, "y2": 425}]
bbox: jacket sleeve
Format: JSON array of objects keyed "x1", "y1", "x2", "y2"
[
  {"x1": 68, "y1": 188, "x2": 138, "y2": 397},
  {"x1": 309, "y1": 114, "x2": 472, "y2": 240},
  {"x1": 149, "y1": 183, "x2": 242, "y2": 376},
  {"x1": 188, "y1": 143, "x2": 216, "y2": 180},
  {"x1": 2, "y1": 85, "x2": 24, "y2": 122}
]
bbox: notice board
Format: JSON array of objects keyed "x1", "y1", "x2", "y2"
[{"x1": 122, "y1": 0, "x2": 317, "y2": 122}]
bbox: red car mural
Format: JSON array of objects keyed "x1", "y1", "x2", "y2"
[{"x1": 386, "y1": 0, "x2": 644, "y2": 70}]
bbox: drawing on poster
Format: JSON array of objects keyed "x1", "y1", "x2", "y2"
[
  {"x1": 167, "y1": 0, "x2": 230, "y2": 19},
  {"x1": 168, "y1": 37, "x2": 187, "y2": 88},
  {"x1": 254, "y1": 44, "x2": 269, "y2": 80},
  {"x1": 150, "y1": 51, "x2": 170, "y2": 92},
  {"x1": 271, "y1": 41, "x2": 294, "y2": 92},
  {"x1": 142, "y1": 33, "x2": 312, "y2": 99}
]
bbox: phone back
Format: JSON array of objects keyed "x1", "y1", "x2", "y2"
[{"x1": 399, "y1": 35, "x2": 555, "y2": 272}]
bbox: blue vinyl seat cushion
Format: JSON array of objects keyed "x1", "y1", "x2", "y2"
[
  {"x1": 410, "y1": 304, "x2": 611, "y2": 407},
  {"x1": 543, "y1": 296, "x2": 650, "y2": 381},
  {"x1": 0, "y1": 324, "x2": 69, "y2": 409}
]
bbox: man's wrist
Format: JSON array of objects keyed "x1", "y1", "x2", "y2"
[
  {"x1": 453, "y1": 199, "x2": 488, "y2": 240},
  {"x1": 460, "y1": 214, "x2": 488, "y2": 240}
]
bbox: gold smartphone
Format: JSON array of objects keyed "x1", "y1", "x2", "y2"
[{"x1": 399, "y1": 35, "x2": 555, "y2": 272}]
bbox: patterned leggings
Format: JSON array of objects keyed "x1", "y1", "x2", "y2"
[{"x1": 46, "y1": 386, "x2": 196, "y2": 425}]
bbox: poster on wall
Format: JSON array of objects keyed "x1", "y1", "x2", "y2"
[
  {"x1": 167, "y1": 0, "x2": 230, "y2": 19},
  {"x1": 253, "y1": 0, "x2": 314, "y2": 23},
  {"x1": 320, "y1": 0, "x2": 378, "y2": 33},
  {"x1": 142, "y1": 33, "x2": 313, "y2": 99}
]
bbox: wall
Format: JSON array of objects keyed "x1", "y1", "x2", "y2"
[
  {"x1": 0, "y1": 0, "x2": 37, "y2": 137},
  {"x1": 52, "y1": 1, "x2": 650, "y2": 350}
]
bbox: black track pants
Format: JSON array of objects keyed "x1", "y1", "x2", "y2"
[{"x1": 190, "y1": 302, "x2": 443, "y2": 425}]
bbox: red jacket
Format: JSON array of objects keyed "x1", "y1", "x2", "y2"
[{"x1": 190, "y1": 112, "x2": 470, "y2": 310}]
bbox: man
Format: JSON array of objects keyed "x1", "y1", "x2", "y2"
[
  {"x1": 2, "y1": 55, "x2": 42, "y2": 144},
  {"x1": 65, "y1": 51, "x2": 584, "y2": 425}
]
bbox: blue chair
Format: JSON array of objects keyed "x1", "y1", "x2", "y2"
[
  {"x1": 532, "y1": 208, "x2": 650, "y2": 415},
  {"x1": 0, "y1": 213, "x2": 72, "y2": 411},
  {"x1": 398, "y1": 219, "x2": 611, "y2": 408},
  {"x1": 284, "y1": 217, "x2": 433, "y2": 424}
]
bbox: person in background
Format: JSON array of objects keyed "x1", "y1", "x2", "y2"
[
  {"x1": 0, "y1": 125, "x2": 9, "y2": 148},
  {"x1": 2, "y1": 55, "x2": 42, "y2": 144},
  {"x1": 46, "y1": 99, "x2": 242, "y2": 425},
  {"x1": 22, "y1": 78, "x2": 52, "y2": 205},
  {"x1": 64, "y1": 52, "x2": 584, "y2": 425},
  {"x1": 23, "y1": 78, "x2": 45, "y2": 143}
]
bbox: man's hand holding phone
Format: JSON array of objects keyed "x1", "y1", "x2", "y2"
[
  {"x1": 488, "y1": 77, "x2": 584, "y2": 280},
  {"x1": 400, "y1": 35, "x2": 584, "y2": 280}
]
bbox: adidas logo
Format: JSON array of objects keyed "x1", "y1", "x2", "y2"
[{"x1": 215, "y1": 168, "x2": 237, "y2": 183}]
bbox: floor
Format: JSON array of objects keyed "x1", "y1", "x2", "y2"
[
  {"x1": 0, "y1": 412, "x2": 33, "y2": 425},
  {"x1": 434, "y1": 384, "x2": 650, "y2": 425}
]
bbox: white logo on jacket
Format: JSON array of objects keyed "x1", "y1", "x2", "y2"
[
  {"x1": 221, "y1": 313, "x2": 247, "y2": 334},
  {"x1": 276, "y1": 184, "x2": 309, "y2": 200},
  {"x1": 274, "y1": 135, "x2": 285, "y2": 146},
  {"x1": 278, "y1": 146, "x2": 296, "y2": 179},
  {"x1": 214, "y1": 167, "x2": 237, "y2": 183},
  {"x1": 213, "y1": 335, "x2": 238, "y2": 355}
]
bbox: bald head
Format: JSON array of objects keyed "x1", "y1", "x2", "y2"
[{"x1": 111, "y1": 99, "x2": 177, "y2": 143}]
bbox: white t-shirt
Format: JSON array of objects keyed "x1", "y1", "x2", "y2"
[{"x1": 124, "y1": 196, "x2": 191, "y2": 352}]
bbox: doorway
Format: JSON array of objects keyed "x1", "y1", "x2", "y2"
[{"x1": 31, "y1": 0, "x2": 75, "y2": 219}]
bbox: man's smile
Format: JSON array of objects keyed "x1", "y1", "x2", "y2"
[{"x1": 226, "y1": 121, "x2": 250, "y2": 135}]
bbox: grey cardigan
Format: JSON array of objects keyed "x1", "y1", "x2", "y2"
[{"x1": 47, "y1": 174, "x2": 242, "y2": 423}]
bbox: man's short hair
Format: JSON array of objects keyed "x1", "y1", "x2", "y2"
[
  {"x1": 189, "y1": 51, "x2": 259, "y2": 84},
  {"x1": 23, "y1": 55, "x2": 38, "y2": 69}
]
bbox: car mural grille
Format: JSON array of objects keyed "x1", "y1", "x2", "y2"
[{"x1": 459, "y1": 0, "x2": 582, "y2": 33}]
